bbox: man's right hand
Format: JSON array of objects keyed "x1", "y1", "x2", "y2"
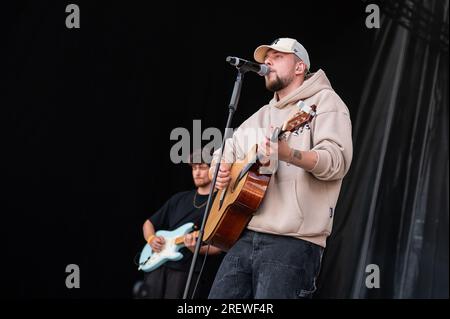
[
  {"x1": 150, "y1": 236, "x2": 165, "y2": 253},
  {"x1": 215, "y1": 163, "x2": 231, "y2": 190}
]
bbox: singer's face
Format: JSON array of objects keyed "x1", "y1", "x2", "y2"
[{"x1": 263, "y1": 50, "x2": 297, "y2": 92}]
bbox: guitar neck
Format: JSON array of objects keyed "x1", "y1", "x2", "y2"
[
  {"x1": 255, "y1": 127, "x2": 285, "y2": 163},
  {"x1": 255, "y1": 106, "x2": 316, "y2": 164},
  {"x1": 174, "y1": 230, "x2": 199, "y2": 245}
]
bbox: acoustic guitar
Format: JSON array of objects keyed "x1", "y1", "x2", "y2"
[{"x1": 203, "y1": 101, "x2": 317, "y2": 251}]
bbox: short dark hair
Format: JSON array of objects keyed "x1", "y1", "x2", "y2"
[{"x1": 188, "y1": 147, "x2": 213, "y2": 166}]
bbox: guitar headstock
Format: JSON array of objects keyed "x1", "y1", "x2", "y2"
[{"x1": 281, "y1": 102, "x2": 317, "y2": 134}]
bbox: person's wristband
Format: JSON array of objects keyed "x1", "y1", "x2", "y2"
[{"x1": 147, "y1": 235, "x2": 156, "y2": 244}]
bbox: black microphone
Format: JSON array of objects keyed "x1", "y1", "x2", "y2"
[{"x1": 226, "y1": 56, "x2": 271, "y2": 76}]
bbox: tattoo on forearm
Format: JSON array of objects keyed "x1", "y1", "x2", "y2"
[{"x1": 293, "y1": 150, "x2": 302, "y2": 161}]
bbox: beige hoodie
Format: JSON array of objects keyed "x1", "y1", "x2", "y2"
[{"x1": 211, "y1": 69, "x2": 353, "y2": 247}]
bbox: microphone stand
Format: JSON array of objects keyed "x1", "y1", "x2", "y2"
[{"x1": 182, "y1": 68, "x2": 246, "y2": 299}]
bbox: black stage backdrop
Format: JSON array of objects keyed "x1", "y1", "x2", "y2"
[{"x1": 1, "y1": 0, "x2": 448, "y2": 299}]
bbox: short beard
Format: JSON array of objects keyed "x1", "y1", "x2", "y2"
[
  {"x1": 265, "y1": 74, "x2": 292, "y2": 92},
  {"x1": 194, "y1": 179, "x2": 210, "y2": 188}
]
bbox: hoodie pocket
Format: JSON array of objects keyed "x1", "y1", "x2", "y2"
[
  {"x1": 295, "y1": 173, "x2": 332, "y2": 236},
  {"x1": 290, "y1": 179, "x2": 305, "y2": 233},
  {"x1": 255, "y1": 178, "x2": 305, "y2": 234},
  {"x1": 293, "y1": 179, "x2": 304, "y2": 222}
]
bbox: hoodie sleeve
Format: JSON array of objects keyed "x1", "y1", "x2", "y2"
[
  {"x1": 209, "y1": 127, "x2": 246, "y2": 178},
  {"x1": 308, "y1": 109, "x2": 353, "y2": 181},
  {"x1": 209, "y1": 106, "x2": 269, "y2": 178},
  {"x1": 209, "y1": 136, "x2": 236, "y2": 178}
]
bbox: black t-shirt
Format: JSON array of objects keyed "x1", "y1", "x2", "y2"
[{"x1": 148, "y1": 189, "x2": 222, "y2": 272}]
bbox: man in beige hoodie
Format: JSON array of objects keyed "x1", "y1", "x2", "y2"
[{"x1": 208, "y1": 38, "x2": 353, "y2": 299}]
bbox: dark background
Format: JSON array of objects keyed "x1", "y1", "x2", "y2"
[{"x1": 1, "y1": 0, "x2": 447, "y2": 299}]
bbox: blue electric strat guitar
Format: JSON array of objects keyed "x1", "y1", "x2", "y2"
[{"x1": 138, "y1": 222, "x2": 199, "y2": 272}]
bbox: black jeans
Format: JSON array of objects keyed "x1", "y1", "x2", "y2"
[
  {"x1": 139, "y1": 266, "x2": 199, "y2": 299},
  {"x1": 208, "y1": 230, "x2": 324, "y2": 299}
]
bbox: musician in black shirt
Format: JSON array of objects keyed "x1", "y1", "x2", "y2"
[{"x1": 140, "y1": 152, "x2": 223, "y2": 299}]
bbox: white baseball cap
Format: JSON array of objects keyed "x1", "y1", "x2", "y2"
[{"x1": 254, "y1": 37, "x2": 311, "y2": 70}]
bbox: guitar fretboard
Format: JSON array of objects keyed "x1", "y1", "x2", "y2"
[{"x1": 174, "y1": 230, "x2": 199, "y2": 245}]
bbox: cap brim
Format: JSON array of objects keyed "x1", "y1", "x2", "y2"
[
  {"x1": 253, "y1": 45, "x2": 296, "y2": 63},
  {"x1": 253, "y1": 45, "x2": 271, "y2": 63}
]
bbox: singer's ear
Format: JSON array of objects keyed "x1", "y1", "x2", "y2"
[{"x1": 295, "y1": 62, "x2": 305, "y2": 75}]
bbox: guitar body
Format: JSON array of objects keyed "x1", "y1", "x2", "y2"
[
  {"x1": 204, "y1": 145, "x2": 271, "y2": 251},
  {"x1": 138, "y1": 222, "x2": 194, "y2": 272}
]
